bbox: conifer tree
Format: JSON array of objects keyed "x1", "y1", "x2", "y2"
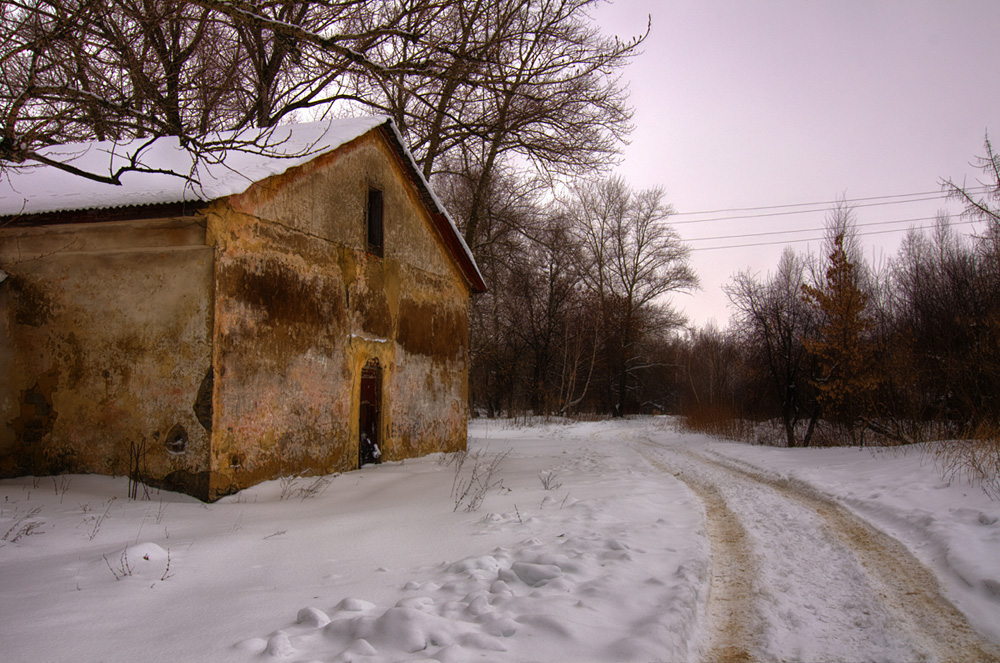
[{"x1": 801, "y1": 232, "x2": 878, "y2": 444}]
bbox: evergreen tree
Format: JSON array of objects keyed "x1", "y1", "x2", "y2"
[{"x1": 802, "y1": 233, "x2": 878, "y2": 444}]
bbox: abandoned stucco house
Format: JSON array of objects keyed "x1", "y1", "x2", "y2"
[{"x1": 0, "y1": 117, "x2": 486, "y2": 501}]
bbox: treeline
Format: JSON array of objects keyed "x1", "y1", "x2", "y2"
[
  {"x1": 461, "y1": 175, "x2": 696, "y2": 417},
  {"x1": 7, "y1": 1, "x2": 1000, "y2": 470},
  {"x1": 676, "y1": 138, "x2": 1000, "y2": 454}
]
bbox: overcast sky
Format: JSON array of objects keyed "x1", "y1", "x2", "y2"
[{"x1": 593, "y1": 0, "x2": 999, "y2": 328}]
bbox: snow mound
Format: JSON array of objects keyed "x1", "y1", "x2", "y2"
[
  {"x1": 509, "y1": 561, "x2": 563, "y2": 587},
  {"x1": 334, "y1": 598, "x2": 375, "y2": 613},
  {"x1": 265, "y1": 632, "x2": 295, "y2": 657},
  {"x1": 296, "y1": 607, "x2": 330, "y2": 628},
  {"x1": 126, "y1": 542, "x2": 168, "y2": 562}
]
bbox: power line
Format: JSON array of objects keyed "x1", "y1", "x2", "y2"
[
  {"x1": 673, "y1": 195, "x2": 949, "y2": 225},
  {"x1": 671, "y1": 186, "x2": 990, "y2": 225},
  {"x1": 684, "y1": 214, "x2": 944, "y2": 243},
  {"x1": 688, "y1": 217, "x2": 982, "y2": 252},
  {"x1": 673, "y1": 186, "x2": 989, "y2": 216}
]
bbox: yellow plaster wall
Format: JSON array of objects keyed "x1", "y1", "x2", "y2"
[
  {"x1": 0, "y1": 218, "x2": 214, "y2": 494},
  {"x1": 0, "y1": 129, "x2": 474, "y2": 501},
  {"x1": 206, "y1": 131, "x2": 471, "y2": 498}
]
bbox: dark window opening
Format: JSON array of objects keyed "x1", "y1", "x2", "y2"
[{"x1": 367, "y1": 187, "x2": 384, "y2": 256}]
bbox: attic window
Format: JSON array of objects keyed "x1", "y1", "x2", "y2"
[{"x1": 367, "y1": 186, "x2": 384, "y2": 256}]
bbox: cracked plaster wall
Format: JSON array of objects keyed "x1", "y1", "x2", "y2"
[
  {"x1": 0, "y1": 218, "x2": 214, "y2": 493},
  {"x1": 0, "y1": 130, "x2": 473, "y2": 501},
  {"x1": 206, "y1": 130, "x2": 471, "y2": 499}
]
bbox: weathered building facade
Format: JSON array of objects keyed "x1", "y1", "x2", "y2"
[{"x1": 0, "y1": 117, "x2": 485, "y2": 500}]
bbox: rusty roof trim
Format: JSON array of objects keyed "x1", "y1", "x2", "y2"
[{"x1": 376, "y1": 122, "x2": 487, "y2": 295}]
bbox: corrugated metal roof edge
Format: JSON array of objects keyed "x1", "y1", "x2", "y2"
[{"x1": 0, "y1": 201, "x2": 202, "y2": 227}]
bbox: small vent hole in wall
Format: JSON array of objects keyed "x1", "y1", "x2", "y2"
[{"x1": 165, "y1": 424, "x2": 188, "y2": 454}]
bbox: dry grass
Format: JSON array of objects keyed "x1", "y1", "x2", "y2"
[
  {"x1": 449, "y1": 448, "x2": 510, "y2": 512},
  {"x1": 680, "y1": 404, "x2": 758, "y2": 443},
  {"x1": 931, "y1": 425, "x2": 1000, "y2": 499}
]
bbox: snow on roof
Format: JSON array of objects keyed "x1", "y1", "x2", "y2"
[
  {"x1": 0, "y1": 116, "x2": 486, "y2": 291},
  {"x1": 0, "y1": 116, "x2": 388, "y2": 217}
]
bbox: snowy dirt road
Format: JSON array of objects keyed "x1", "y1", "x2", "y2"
[
  {"x1": 637, "y1": 432, "x2": 1000, "y2": 663},
  {"x1": 3, "y1": 418, "x2": 1000, "y2": 662}
]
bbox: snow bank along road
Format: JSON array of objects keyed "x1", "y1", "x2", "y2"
[{"x1": 637, "y1": 428, "x2": 1000, "y2": 663}]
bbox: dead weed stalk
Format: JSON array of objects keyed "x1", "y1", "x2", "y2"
[{"x1": 450, "y1": 448, "x2": 510, "y2": 512}]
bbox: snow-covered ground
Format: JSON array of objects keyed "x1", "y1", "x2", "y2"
[
  {"x1": 1, "y1": 418, "x2": 998, "y2": 662},
  {"x1": 694, "y1": 430, "x2": 1000, "y2": 647}
]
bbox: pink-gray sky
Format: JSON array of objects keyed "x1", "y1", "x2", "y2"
[{"x1": 595, "y1": 0, "x2": 999, "y2": 328}]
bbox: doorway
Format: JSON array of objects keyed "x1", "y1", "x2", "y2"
[{"x1": 358, "y1": 358, "x2": 382, "y2": 467}]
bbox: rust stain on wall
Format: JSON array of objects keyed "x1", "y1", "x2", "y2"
[
  {"x1": 356, "y1": 259, "x2": 393, "y2": 338},
  {"x1": 219, "y1": 256, "x2": 344, "y2": 349},
  {"x1": 2, "y1": 126, "x2": 476, "y2": 501},
  {"x1": 1, "y1": 217, "x2": 215, "y2": 492},
  {"x1": 8, "y1": 274, "x2": 56, "y2": 327},
  {"x1": 397, "y1": 298, "x2": 467, "y2": 359}
]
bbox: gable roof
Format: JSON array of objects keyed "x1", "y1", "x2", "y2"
[{"x1": 0, "y1": 117, "x2": 486, "y2": 293}]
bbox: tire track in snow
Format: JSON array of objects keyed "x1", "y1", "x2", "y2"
[
  {"x1": 644, "y1": 440, "x2": 1000, "y2": 663},
  {"x1": 643, "y1": 450, "x2": 757, "y2": 663},
  {"x1": 724, "y1": 459, "x2": 1000, "y2": 663}
]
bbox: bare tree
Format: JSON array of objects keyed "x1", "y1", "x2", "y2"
[
  {"x1": 726, "y1": 247, "x2": 819, "y2": 447},
  {"x1": 351, "y1": 0, "x2": 646, "y2": 250},
  {"x1": 890, "y1": 217, "x2": 1000, "y2": 428},
  {"x1": 943, "y1": 132, "x2": 1000, "y2": 234},
  {"x1": 0, "y1": 0, "x2": 433, "y2": 184},
  {"x1": 676, "y1": 324, "x2": 749, "y2": 436},
  {"x1": 572, "y1": 176, "x2": 697, "y2": 415},
  {"x1": 450, "y1": 164, "x2": 543, "y2": 416},
  {"x1": 507, "y1": 215, "x2": 585, "y2": 413}
]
